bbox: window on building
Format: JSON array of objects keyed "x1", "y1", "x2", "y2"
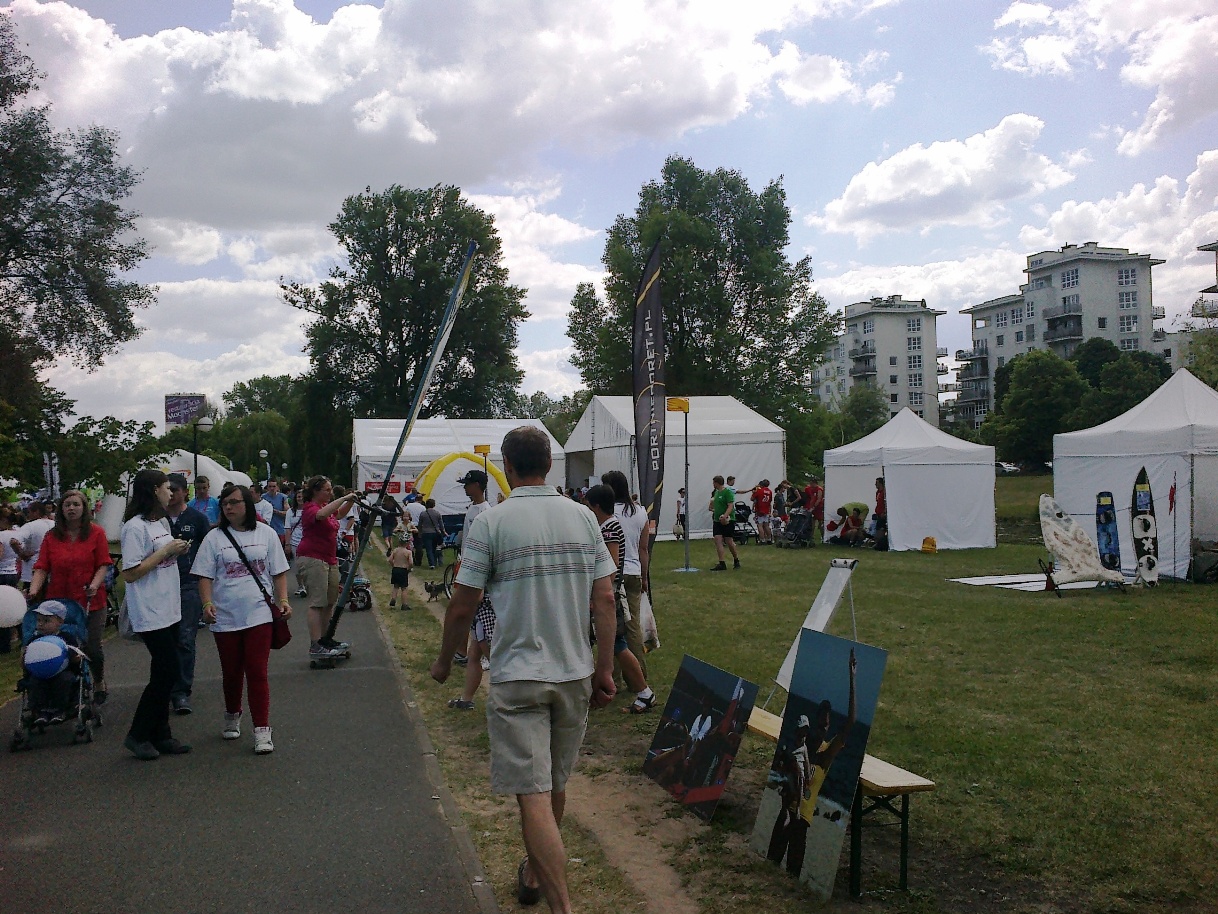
[
  {"x1": 976, "y1": 404, "x2": 988, "y2": 418},
  {"x1": 846, "y1": 323, "x2": 857, "y2": 334},
  {"x1": 1026, "y1": 325, "x2": 1036, "y2": 341},
  {"x1": 863, "y1": 319, "x2": 874, "y2": 334},
  {"x1": 1031, "y1": 278, "x2": 1047, "y2": 290},
  {"x1": 1025, "y1": 301, "x2": 1036, "y2": 319},
  {"x1": 1061, "y1": 268, "x2": 1079, "y2": 288},
  {"x1": 1028, "y1": 347, "x2": 1035, "y2": 353},
  {"x1": 1120, "y1": 338, "x2": 1140, "y2": 351},
  {"x1": 837, "y1": 365, "x2": 844, "y2": 376},
  {"x1": 1097, "y1": 317, "x2": 1107, "y2": 329},
  {"x1": 1118, "y1": 267, "x2": 1137, "y2": 286},
  {"x1": 916, "y1": 410, "x2": 924, "y2": 418},
  {"x1": 908, "y1": 373, "x2": 923, "y2": 388},
  {"x1": 1015, "y1": 330, "x2": 1024, "y2": 343},
  {"x1": 996, "y1": 311, "x2": 1008, "y2": 328},
  {"x1": 1119, "y1": 290, "x2": 1137, "y2": 309},
  {"x1": 890, "y1": 393, "x2": 899, "y2": 403},
  {"x1": 997, "y1": 356, "x2": 1005, "y2": 368},
  {"x1": 1011, "y1": 308, "x2": 1023, "y2": 325},
  {"x1": 906, "y1": 317, "x2": 922, "y2": 332},
  {"x1": 996, "y1": 334, "x2": 1005, "y2": 347},
  {"x1": 1119, "y1": 315, "x2": 1138, "y2": 334},
  {"x1": 889, "y1": 374, "x2": 898, "y2": 385},
  {"x1": 908, "y1": 354, "x2": 923, "y2": 370},
  {"x1": 1062, "y1": 293, "x2": 1080, "y2": 308},
  {"x1": 835, "y1": 346, "x2": 843, "y2": 359},
  {"x1": 907, "y1": 336, "x2": 921, "y2": 351},
  {"x1": 889, "y1": 356, "x2": 897, "y2": 366},
  {"x1": 909, "y1": 391, "x2": 924, "y2": 406},
  {"x1": 1163, "y1": 348, "x2": 1172, "y2": 359}
]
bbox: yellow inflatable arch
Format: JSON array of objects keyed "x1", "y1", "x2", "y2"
[{"x1": 414, "y1": 452, "x2": 509, "y2": 500}]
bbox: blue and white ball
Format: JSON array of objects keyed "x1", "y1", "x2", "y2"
[{"x1": 25, "y1": 635, "x2": 69, "y2": 680}]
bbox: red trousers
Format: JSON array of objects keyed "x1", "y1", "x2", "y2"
[{"x1": 213, "y1": 623, "x2": 272, "y2": 728}]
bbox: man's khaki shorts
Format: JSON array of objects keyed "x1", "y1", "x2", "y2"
[
  {"x1": 487, "y1": 678, "x2": 592, "y2": 795},
  {"x1": 297, "y1": 556, "x2": 340, "y2": 609}
]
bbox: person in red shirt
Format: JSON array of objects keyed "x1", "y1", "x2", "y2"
[
  {"x1": 807, "y1": 477, "x2": 824, "y2": 544},
  {"x1": 295, "y1": 475, "x2": 358, "y2": 660},
  {"x1": 750, "y1": 480, "x2": 774, "y2": 544},
  {"x1": 874, "y1": 477, "x2": 887, "y2": 530},
  {"x1": 30, "y1": 490, "x2": 113, "y2": 702}
]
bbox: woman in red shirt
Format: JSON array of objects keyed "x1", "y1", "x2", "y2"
[
  {"x1": 295, "y1": 475, "x2": 357, "y2": 660},
  {"x1": 30, "y1": 490, "x2": 113, "y2": 702}
]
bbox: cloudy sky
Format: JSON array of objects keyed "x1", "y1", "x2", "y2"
[{"x1": 10, "y1": 0, "x2": 1217, "y2": 429}]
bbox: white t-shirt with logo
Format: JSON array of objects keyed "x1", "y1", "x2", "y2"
[
  {"x1": 191, "y1": 524, "x2": 289, "y2": 632},
  {"x1": 254, "y1": 499, "x2": 274, "y2": 525},
  {"x1": 614, "y1": 503, "x2": 647, "y2": 577},
  {"x1": 18, "y1": 517, "x2": 54, "y2": 583},
  {"x1": 120, "y1": 516, "x2": 182, "y2": 632}
]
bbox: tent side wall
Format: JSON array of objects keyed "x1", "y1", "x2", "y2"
[
  {"x1": 888, "y1": 463, "x2": 995, "y2": 551},
  {"x1": 1196, "y1": 455, "x2": 1218, "y2": 543}
]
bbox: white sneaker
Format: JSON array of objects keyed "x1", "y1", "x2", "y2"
[
  {"x1": 223, "y1": 712, "x2": 241, "y2": 740},
  {"x1": 480, "y1": 656, "x2": 490, "y2": 671},
  {"x1": 253, "y1": 726, "x2": 274, "y2": 754}
]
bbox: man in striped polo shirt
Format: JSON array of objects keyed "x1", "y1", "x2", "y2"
[{"x1": 431, "y1": 426, "x2": 617, "y2": 913}]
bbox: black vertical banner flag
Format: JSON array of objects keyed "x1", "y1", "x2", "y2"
[{"x1": 633, "y1": 240, "x2": 665, "y2": 552}]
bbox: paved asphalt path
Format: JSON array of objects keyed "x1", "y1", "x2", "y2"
[{"x1": 0, "y1": 590, "x2": 488, "y2": 914}]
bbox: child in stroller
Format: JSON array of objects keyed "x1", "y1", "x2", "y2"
[
  {"x1": 11, "y1": 599, "x2": 97, "y2": 750},
  {"x1": 732, "y1": 502, "x2": 757, "y2": 545}
]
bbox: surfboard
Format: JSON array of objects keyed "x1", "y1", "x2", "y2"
[
  {"x1": 1039, "y1": 495, "x2": 1125, "y2": 587},
  {"x1": 1131, "y1": 468, "x2": 1159, "y2": 586},
  {"x1": 1095, "y1": 492, "x2": 1121, "y2": 572}
]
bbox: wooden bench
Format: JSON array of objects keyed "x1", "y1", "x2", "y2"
[{"x1": 747, "y1": 706, "x2": 936, "y2": 897}]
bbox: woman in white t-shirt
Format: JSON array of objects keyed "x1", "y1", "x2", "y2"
[
  {"x1": 193, "y1": 484, "x2": 291, "y2": 755},
  {"x1": 601, "y1": 470, "x2": 651, "y2": 680},
  {"x1": 120, "y1": 469, "x2": 191, "y2": 761}
]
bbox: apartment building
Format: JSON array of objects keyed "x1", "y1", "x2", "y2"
[
  {"x1": 956, "y1": 243, "x2": 1166, "y2": 426},
  {"x1": 813, "y1": 295, "x2": 946, "y2": 425}
]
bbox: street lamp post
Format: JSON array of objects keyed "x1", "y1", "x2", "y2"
[
  {"x1": 258, "y1": 449, "x2": 271, "y2": 486},
  {"x1": 192, "y1": 415, "x2": 215, "y2": 482}
]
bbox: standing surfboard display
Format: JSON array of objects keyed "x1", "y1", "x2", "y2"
[
  {"x1": 1095, "y1": 492, "x2": 1121, "y2": 572},
  {"x1": 1131, "y1": 468, "x2": 1159, "y2": 586}
]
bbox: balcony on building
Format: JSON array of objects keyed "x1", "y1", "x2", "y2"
[
  {"x1": 1192, "y1": 298, "x2": 1218, "y2": 319},
  {"x1": 956, "y1": 345, "x2": 988, "y2": 361},
  {"x1": 957, "y1": 362, "x2": 989, "y2": 381},
  {"x1": 936, "y1": 362, "x2": 949, "y2": 375},
  {"x1": 958, "y1": 384, "x2": 990, "y2": 403},
  {"x1": 939, "y1": 381, "x2": 961, "y2": 394},
  {"x1": 849, "y1": 361, "x2": 877, "y2": 378},
  {"x1": 1151, "y1": 329, "x2": 1167, "y2": 342},
  {"x1": 1042, "y1": 301, "x2": 1083, "y2": 321},
  {"x1": 1151, "y1": 305, "x2": 1166, "y2": 321},
  {"x1": 848, "y1": 342, "x2": 876, "y2": 360},
  {"x1": 1044, "y1": 322, "x2": 1084, "y2": 343},
  {"x1": 936, "y1": 347, "x2": 949, "y2": 357}
]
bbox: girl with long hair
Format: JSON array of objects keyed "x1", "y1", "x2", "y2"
[
  {"x1": 294, "y1": 475, "x2": 357, "y2": 659},
  {"x1": 600, "y1": 470, "x2": 650, "y2": 679}
]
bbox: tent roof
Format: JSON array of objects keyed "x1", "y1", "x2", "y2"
[
  {"x1": 1054, "y1": 369, "x2": 1218, "y2": 457},
  {"x1": 352, "y1": 418, "x2": 562, "y2": 461},
  {"x1": 564, "y1": 396, "x2": 783, "y2": 451},
  {"x1": 824, "y1": 407, "x2": 994, "y2": 466}
]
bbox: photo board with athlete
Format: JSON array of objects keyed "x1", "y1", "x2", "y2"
[{"x1": 749, "y1": 630, "x2": 887, "y2": 902}]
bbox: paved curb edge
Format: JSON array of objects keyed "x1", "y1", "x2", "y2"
[{"x1": 373, "y1": 605, "x2": 501, "y2": 914}]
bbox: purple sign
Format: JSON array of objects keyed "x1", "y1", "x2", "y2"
[{"x1": 165, "y1": 394, "x2": 207, "y2": 428}]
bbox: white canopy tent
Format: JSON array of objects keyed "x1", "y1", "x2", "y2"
[
  {"x1": 351, "y1": 418, "x2": 564, "y2": 515},
  {"x1": 563, "y1": 396, "x2": 785, "y2": 540},
  {"x1": 824, "y1": 408, "x2": 996, "y2": 551},
  {"x1": 1054, "y1": 369, "x2": 1218, "y2": 580}
]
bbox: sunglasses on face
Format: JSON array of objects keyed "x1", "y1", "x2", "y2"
[{"x1": 222, "y1": 498, "x2": 245, "y2": 507}]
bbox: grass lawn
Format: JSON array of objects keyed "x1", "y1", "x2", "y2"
[{"x1": 378, "y1": 534, "x2": 1217, "y2": 913}]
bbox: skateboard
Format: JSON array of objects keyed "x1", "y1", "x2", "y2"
[
  {"x1": 1131, "y1": 467, "x2": 1158, "y2": 586},
  {"x1": 309, "y1": 647, "x2": 353, "y2": 670},
  {"x1": 1095, "y1": 492, "x2": 1122, "y2": 572}
]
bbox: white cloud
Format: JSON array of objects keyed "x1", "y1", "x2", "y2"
[
  {"x1": 517, "y1": 346, "x2": 581, "y2": 397},
  {"x1": 985, "y1": 2, "x2": 1218, "y2": 155},
  {"x1": 809, "y1": 114, "x2": 1074, "y2": 240},
  {"x1": 142, "y1": 219, "x2": 225, "y2": 265},
  {"x1": 772, "y1": 41, "x2": 901, "y2": 108}
]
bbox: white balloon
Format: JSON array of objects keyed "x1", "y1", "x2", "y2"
[{"x1": 0, "y1": 584, "x2": 26, "y2": 627}]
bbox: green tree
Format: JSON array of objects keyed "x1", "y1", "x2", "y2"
[
  {"x1": 222, "y1": 375, "x2": 300, "y2": 419},
  {"x1": 0, "y1": 17, "x2": 154, "y2": 368},
  {"x1": 567, "y1": 156, "x2": 839, "y2": 472},
  {"x1": 0, "y1": 326, "x2": 71, "y2": 485},
  {"x1": 55, "y1": 417, "x2": 165, "y2": 493},
  {"x1": 838, "y1": 382, "x2": 890, "y2": 443},
  {"x1": 1066, "y1": 354, "x2": 1165, "y2": 428},
  {"x1": 1069, "y1": 337, "x2": 1121, "y2": 388},
  {"x1": 980, "y1": 350, "x2": 1088, "y2": 466},
  {"x1": 1184, "y1": 328, "x2": 1218, "y2": 389},
  {"x1": 283, "y1": 185, "x2": 527, "y2": 448},
  {"x1": 512, "y1": 389, "x2": 592, "y2": 444}
]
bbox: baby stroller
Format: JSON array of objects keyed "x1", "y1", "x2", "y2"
[
  {"x1": 732, "y1": 502, "x2": 757, "y2": 545},
  {"x1": 335, "y1": 533, "x2": 374, "y2": 612},
  {"x1": 10, "y1": 601, "x2": 99, "y2": 751},
  {"x1": 777, "y1": 507, "x2": 814, "y2": 548}
]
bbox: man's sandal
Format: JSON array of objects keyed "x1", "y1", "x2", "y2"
[
  {"x1": 516, "y1": 857, "x2": 541, "y2": 906},
  {"x1": 625, "y1": 694, "x2": 656, "y2": 714}
]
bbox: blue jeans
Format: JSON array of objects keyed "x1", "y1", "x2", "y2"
[
  {"x1": 420, "y1": 532, "x2": 441, "y2": 568},
  {"x1": 172, "y1": 587, "x2": 202, "y2": 700}
]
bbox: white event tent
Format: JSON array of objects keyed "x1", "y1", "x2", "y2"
[
  {"x1": 1053, "y1": 369, "x2": 1218, "y2": 580},
  {"x1": 351, "y1": 418, "x2": 564, "y2": 515},
  {"x1": 563, "y1": 396, "x2": 785, "y2": 540},
  {"x1": 824, "y1": 408, "x2": 996, "y2": 551}
]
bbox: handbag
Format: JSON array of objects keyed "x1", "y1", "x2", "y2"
[{"x1": 221, "y1": 528, "x2": 292, "y2": 649}]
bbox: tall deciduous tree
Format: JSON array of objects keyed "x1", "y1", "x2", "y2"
[
  {"x1": 222, "y1": 375, "x2": 300, "y2": 419},
  {"x1": 568, "y1": 156, "x2": 839, "y2": 473},
  {"x1": 1066, "y1": 354, "x2": 1166, "y2": 428},
  {"x1": 0, "y1": 17, "x2": 154, "y2": 367},
  {"x1": 283, "y1": 185, "x2": 526, "y2": 476},
  {"x1": 980, "y1": 350, "x2": 1088, "y2": 466}
]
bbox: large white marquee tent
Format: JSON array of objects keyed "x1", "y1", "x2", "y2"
[
  {"x1": 1053, "y1": 369, "x2": 1218, "y2": 580},
  {"x1": 824, "y1": 408, "x2": 996, "y2": 551},
  {"x1": 563, "y1": 396, "x2": 785, "y2": 539},
  {"x1": 352, "y1": 418, "x2": 564, "y2": 515}
]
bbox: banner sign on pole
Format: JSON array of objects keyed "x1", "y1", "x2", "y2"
[
  {"x1": 633, "y1": 240, "x2": 666, "y2": 537},
  {"x1": 165, "y1": 394, "x2": 207, "y2": 429}
]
